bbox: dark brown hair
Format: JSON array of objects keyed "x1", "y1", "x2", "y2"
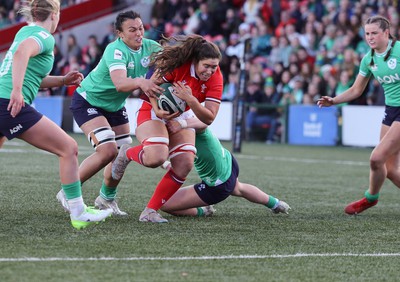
[
  {"x1": 115, "y1": 10, "x2": 141, "y2": 32},
  {"x1": 151, "y1": 34, "x2": 222, "y2": 77}
]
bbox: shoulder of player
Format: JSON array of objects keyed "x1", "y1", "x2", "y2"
[{"x1": 18, "y1": 25, "x2": 53, "y2": 41}]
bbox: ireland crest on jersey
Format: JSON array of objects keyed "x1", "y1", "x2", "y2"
[
  {"x1": 388, "y1": 58, "x2": 397, "y2": 70},
  {"x1": 141, "y1": 56, "x2": 150, "y2": 68}
]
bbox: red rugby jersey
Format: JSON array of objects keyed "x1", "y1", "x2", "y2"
[{"x1": 163, "y1": 62, "x2": 223, "y2": 110}]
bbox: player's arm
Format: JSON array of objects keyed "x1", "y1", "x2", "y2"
[
  {"x1": 173, "y1": 81, "x2": 220, "y2": 125},
  {"x1": 41, "y1": 71, "x2": 84, "y2": 88},
  {"x1": 7, "y1": 38, "x2": 40, "y2": 117},
  {"x1": 12, "y1": 38, "x2": 40, "y2": 92},
  {"x1": 317, "y1": 74, "x2": 370, "y2": 107},
  {"x1": 166, "y1": 116, "x2": 208, "y2": 135},
  {"x1": 110, "y1": 69, "x2": 164, "y2": 97}
]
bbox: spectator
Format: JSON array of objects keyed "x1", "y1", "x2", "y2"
[
  {"x1": 183, "y1": 5, "x2": 199, "y2": 35},
  {"x1": 221, "y1": 8, "x2": 241, "y2": 41},
  {"x1": 250, "y1": 22, "x2": 272, "y2": 57},
  {"x1": 246, "y1": 79, "x2": 281, "y2": 144},
  {"x1": 333, "y1": 70, "x2": 353, "y2": 107},
  {"x1": 101, "y1": 22, "x2": 116, "y2": 51},
  {"x1": 225, "y1": 33, "x2": 243, "y2": 60},
  {"x1": 241, "y1": 0, "x2": 261, "y2": 25},
  {"x1": 222, "y1": 69, "x2": 239, "y2": 101},
  {"x1": 195, "y1": 2, "x2": 214, "y2": 36}
]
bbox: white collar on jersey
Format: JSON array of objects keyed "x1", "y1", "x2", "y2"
[
  {"x1": 190, "y1": 63, "x2": 199, "y2": 80},
  {"x1": 375, "y1": 39, "x2": 393, "y2": 57}
]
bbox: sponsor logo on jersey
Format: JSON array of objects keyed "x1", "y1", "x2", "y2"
[
  {"x1": 141, "y1": 56, "x2": 150, "y2": 67},
  {"x1": 388, "y1": 58, "x2": 397, "y2": 69},
  {"x1": 370, "y1": 64, "x2": 378, "y2": 71},
  {"x1": 87, "y1": 108, "x2": 98, "y2": 115},
  {"x1": 38, "y1": 31, "x2": 50, "y2": 39},
  {"x1": 127, "y1": 61, "x2": 135, "y2": 69},
  {"x1": 114, "y1": 49, "x2": 123, "y2": 60},
  {"x1": 10, "y1": 124, "x2": 23, "y2": 135},
  {"x1": 201, "y1": 84, "x2": 207, "y2": 93},
  {"x1": 377, "y1": 73, "x2": 400, "y2": 84}
]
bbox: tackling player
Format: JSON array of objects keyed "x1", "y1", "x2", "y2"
[
  {"x1": 56, "y1": 10, "x2": 164, "y2": 216},
  {"x1": 160, "y1": 117, "x2": 291, "y2": 217}
]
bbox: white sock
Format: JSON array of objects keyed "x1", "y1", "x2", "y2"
[{"x1": 68, "y1": 196, "x2": 85, "y2": 217}]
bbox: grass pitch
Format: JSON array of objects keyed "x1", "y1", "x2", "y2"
[{"x1": 1, "y1": 134, "x2": 400, "y2": 281}]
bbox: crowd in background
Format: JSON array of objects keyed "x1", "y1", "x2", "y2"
[
  {"x1": 0, "y1": 0, "x2": 87, "y2": 27},
  {"x1": 1, "y1": 0, "x2": 398, "y2": 142}
]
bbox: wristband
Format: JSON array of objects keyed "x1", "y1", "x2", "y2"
[
  {"x1": 62, "y1": 77, "x2": 66, "y2": 86},
  {"x1": 177, "y1": 119, "x2": 188, "y2": 129}
]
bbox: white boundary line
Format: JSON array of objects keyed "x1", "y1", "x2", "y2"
[
  {"x1": 1, "y1": 147, "x2": 369, "y2": 166},
  {"x1": 1, "y1": 253, "x2": 400, "y2": 262}
]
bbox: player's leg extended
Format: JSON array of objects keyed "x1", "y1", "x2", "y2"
[
  {"x1": 345, "y1": 122, "x2": 400, "y2": 214},
  {"x1": 161, "y1": 185, "x2": 209, "y2": 216},
  {"x1": 19, "y1": 116, "x2": 112, "y2": 228}
]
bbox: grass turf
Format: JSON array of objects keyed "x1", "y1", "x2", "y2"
[{"x1": 1, "y1": 134, "x2": 400, "y2": 281}]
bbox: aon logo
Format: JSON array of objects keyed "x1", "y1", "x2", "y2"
[{"x1": 377, "y1": 73, "x2": 400, "y2": 84}]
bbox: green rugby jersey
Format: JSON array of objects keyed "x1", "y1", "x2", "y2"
[
  {"x1": 0, "y1": 24, "x2": 55, "y2": 104},
  {"x1": 77, "y1": 37, "x2": 161, "y2": 112},
  {"x1": 359, "y1": 40, "x2": 400, "y2": 106},
  {"x1": 194, "y1": 128, "x2": 232, "y2": 187}
]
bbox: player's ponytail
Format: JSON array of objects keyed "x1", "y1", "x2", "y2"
[{"x1": 19, "y1": 0, "x2": 60, "y2": 23}]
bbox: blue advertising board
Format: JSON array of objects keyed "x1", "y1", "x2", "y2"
[
  {"x1": 288, "y1": 105, "x2": 338, "y2": 146},
  {"x1": 31, "y1": 96, "x2": 64, "y2": 127}
]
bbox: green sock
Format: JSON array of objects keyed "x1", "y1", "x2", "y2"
[
  {"x1": 364, "y1": 190, "x2": 379, "y2": 202},
  {"x1": 266, "y1": 196, "x2": 278, "y2": 209},
  {"x1": 100, "y1": 181, "x2": 117, "y2": 200},
  {"x1": 196, "y1": 207, "x2": 204, "y2": 217},
  {"x1": 62, "y1": 181, "x2": 82, "y2": 200}
]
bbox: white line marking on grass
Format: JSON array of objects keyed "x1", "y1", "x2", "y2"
[
  {"x1": 237, "y1": 154, "x2": 368, "y2": 166},
  {"x1": 0, "y1": 147, "x2": 369, "y2": 166},
  {"x1": 2, "y1": 253, "x2": 400, "y2": 262}
]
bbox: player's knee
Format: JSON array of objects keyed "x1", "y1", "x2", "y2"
[
  {"x1": 62, "y1": 137, "x2": 79, "y2": 158},
  {"x1": 98, "y1": 143, "x2": 119, "y2": 164},
  {"x1": 370, "y1": 154, "x2": 385, "y2": 170},
  {"x1": 142, "y1": 137, "x2": 170, "y2": 168},
  {"x1": 169, "y1": 143, "x2": 196, "y2": 177},
  {"x1": 175, "y1": 157, "x2": 194, "y2": 177}
]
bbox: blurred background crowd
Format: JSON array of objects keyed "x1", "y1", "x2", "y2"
[{"x1": 0, "y1": 0, "x2": 398, "y2": 142}]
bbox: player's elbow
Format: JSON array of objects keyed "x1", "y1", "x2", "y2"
[
  {"x1": 202, "y1": 119, "x2": 213, "y2": 126},
  {"x1": 114, "y1": 83, "x2": 126, "y2": 92}
]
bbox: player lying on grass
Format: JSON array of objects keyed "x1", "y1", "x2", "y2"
[{"x1": 158, "y1": 116, "x2": 291, "y2": 217}]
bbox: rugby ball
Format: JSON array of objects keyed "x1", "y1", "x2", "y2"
[{"x1": 158, "y1": 83, "x2": 186, "y2": 115}]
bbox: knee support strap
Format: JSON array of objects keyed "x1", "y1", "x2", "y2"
[
  {"x1": 115, "y1": 133, "x2": 132, "y2": 149},
  {"x1": 88, "y1": 127, "x2": 115, "y2": 149},
  {"x1": 142, "y1": 137, "x2": 169, "y2": 148},
  {"x1": 169, "y1": 143, "x2": 197, "y2": 159}
]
